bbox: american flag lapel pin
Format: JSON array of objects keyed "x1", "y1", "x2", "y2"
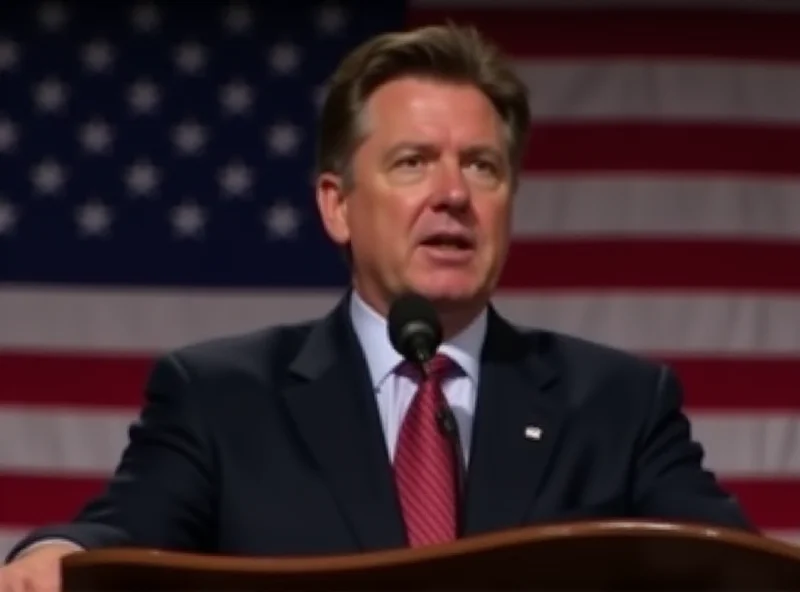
[{"x1": 524, "y1": 426, "x2": 542, "y2": 441}]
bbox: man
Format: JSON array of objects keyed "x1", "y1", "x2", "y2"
[{"x1": 0, "y1": 23, "x2": 752, "y2": 591}]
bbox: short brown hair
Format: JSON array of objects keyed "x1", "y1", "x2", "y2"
[{"x1": 315, "y1": 23, "x2": 531, "y2": 186}]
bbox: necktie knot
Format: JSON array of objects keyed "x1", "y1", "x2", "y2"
[
  {"x1": 425, "y1": 353, "x2": 454, "y2": 380},
  {"x1": 400, "y1": 353, "x2": 455, "y2": 383}
]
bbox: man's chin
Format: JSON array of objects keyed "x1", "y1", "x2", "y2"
[
  {"x1": 397, "y1": 266, "x2": 494, "y2": 306},
  {"x1": 403, "y1": 282, "x2": 484, "y2": 310}
]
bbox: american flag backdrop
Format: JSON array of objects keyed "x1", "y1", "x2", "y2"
[{"x1": 1, "y1": 0, "x2": 799, "y2": 559}]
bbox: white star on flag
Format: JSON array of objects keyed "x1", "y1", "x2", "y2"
[
  {"x1": 30, "y1": 159, "x2": 67, "y2": 195},
  {"x1": 38, "y1": 2, "x2": 68, "y2": 32},
  {"x1": 218, "y1": 162, "x2": 253, "y2": 197},
  {"x1": 75, "y1": 200, "x2": 113, "y2": 237},
  {"x1": 34, "y1": 77, "x2": 68, "y2": 113},
  {"x1": 172, "y1": 121, "x2": 208, "y2": 155},
  {"x1": 125, "y1": 160, "x2": 161, "y2": 197},
  {"x1": 223, "y1": 3, "x2": 253, "y2": 34},
  {"x1": 170, "y1": 201, "x2": 207, "y2": 239},
  {"x1": 268, "y1": 43, "x2": 301, "y2": 74},
  {"x1": 263, "y1": 202, "x2": 301, "y2": 239},
  {"x1": 127, "y1": 79, "x2": 161, "y2": 114},
  {"x1": 82, "y1": 40, "x2": 115, "y2": 73},
  {"x1": 266, "y1": 123, "x2": 301, "y2": 156},
  {"x1": 79, "y1": 119, "x2": 114, "y2": 154},
  {"x1": 174, "y1": 42, "x2": 207, "y2": 75},
  {"x1": 220, "y1": 80, "x2": 254, "y2": 115},
  {"x1": 314, "y1": 3, "x2": 348, "y2": 35},
  {"x1": 131, "y1": 3, "x2": 161, "y2": 33}
]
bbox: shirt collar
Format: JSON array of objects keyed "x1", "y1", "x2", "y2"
[{"x1": 349, "y1": 289, "x2": 487, "y2": 389}]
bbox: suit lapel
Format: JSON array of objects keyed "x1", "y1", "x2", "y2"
[
  {"x1": 281, "y1": 295, "x2": 407, "y2": 551},
  {"x1": 463, "y1": 308, "x2": 567, "y2": 536}
]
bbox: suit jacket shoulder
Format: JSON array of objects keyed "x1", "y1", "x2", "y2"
[
  {"x1": 506, "y1": 318, "x2": 668, "y2": 412},
  {"x1": 163, "y1": 318, "x2": 317, "y2": 390}
]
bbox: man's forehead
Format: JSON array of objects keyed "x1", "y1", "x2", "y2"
[
  {"x1": 366, "y1": 77, "x2": 496, "y2": 115},
  {"x1": 363, "y1": 84, "x2": 504, "y2": 138}
]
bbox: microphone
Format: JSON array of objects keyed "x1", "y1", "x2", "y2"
[{"x1": 387, "y1": 292, "x2": 443, "y2": 372}]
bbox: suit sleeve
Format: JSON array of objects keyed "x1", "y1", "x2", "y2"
[
  {"x1": 631, "y1": 364, "x2": 755, "y2": 531},
  {"x1": 5, "y1": 353, "x2": 216, "y2": 562}
]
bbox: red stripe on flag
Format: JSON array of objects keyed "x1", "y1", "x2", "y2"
[
  {"x1": 0, "y1": 473, "x2": 795, "y2": 532},
  {"x1": 2, "y1": 354, "x2": 799, "y2": 411},
  {"x1": 667, "y1": 359, "x2": 800, "y2": 411},
  {"x1": 408, "y1": 8, "x2": 800, "y2": 61},
  {"x1": 501, "y1": 240, "x2": 800, "y2": 290},
  {"x1": 523, "y1": 123, "x2": 800, "y2": 175},
  {"x1": 0, "y1": 474, "x2": 106, "y2": 527},
  {"x1": 722, "y1": 479, "x2": 800, "y2": 530},
  {"x1": 0, "y1": 352, "x2": 150, "y2": 408}
]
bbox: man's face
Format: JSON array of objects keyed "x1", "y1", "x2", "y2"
[{"x1": 317, "y1": 76, "x2": 513, "y2": 315}]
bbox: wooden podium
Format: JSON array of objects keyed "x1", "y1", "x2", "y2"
[{"x1": 61, "y1": 520, "x2": 800, "y2": 591}]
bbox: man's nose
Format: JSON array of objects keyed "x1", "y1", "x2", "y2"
[{"x1": 432, "y1": 161, "x2": 470, "y2": 209}]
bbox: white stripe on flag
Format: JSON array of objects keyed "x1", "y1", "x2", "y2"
[
  {"x1": 0, "y1": 406, "x2": 134, "y2": 476},
  {"x1": 516, "y1": 61, "x2": 800, "y2": 121},
  {"x1": 3, "y1": 287, "x2": 800, "y2": 354},
  {"x1": 691, "y1": 413, "x2": 800, "y2": 476},
  {"x1": 0, "y1": 406, "x2": 797, "y2": 477},
  {"x1": 513, "y1": 176, "x2": 800, "y2": 238}
]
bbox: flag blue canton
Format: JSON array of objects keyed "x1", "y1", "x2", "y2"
[{"x1": 0, "y1": 1, "x2": 406, "y2": 287}]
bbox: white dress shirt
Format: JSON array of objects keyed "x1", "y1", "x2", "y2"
[{"x1": 348, "y1": 290, "x2": 487, "y2": 465}]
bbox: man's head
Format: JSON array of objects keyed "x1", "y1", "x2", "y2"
[{"x1": 314, "y1": 24, "x2": 530, "y2": 329}]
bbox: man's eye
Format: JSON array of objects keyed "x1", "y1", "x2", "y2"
[
  {"x1": 396, "y1": 155, "x2": 424, "y2": 168},
  {"x1": 469, "y1": 160, "x2": 497, "y2": 174}
]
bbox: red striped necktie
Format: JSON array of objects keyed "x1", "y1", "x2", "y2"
[{"x1": 393, "y1": 353, "x2": 458, "y2": 547}]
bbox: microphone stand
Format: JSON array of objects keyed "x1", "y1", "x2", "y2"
[{"x1": 437, "y1": 404, "x2": 466, "y2": 537}]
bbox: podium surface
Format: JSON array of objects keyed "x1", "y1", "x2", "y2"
[{"x1": 61, "y1": 520, "x2": 800, "y2": 591}]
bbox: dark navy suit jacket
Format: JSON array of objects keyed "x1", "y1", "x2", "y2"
[{"x1": 6, "y1": 295, "x2": 753, "y2": 560}]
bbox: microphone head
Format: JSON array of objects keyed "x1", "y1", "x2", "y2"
[{"x1": 387, "y1": 292, "x2": 443, "y2": 365}]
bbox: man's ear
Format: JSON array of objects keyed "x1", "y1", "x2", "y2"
[{"x1": 315, "y1": 172, "x2": 350, "y2": 247}]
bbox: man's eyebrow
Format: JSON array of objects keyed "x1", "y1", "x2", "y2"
[
  {"x1": 384, "y1": 142, "x2": 503, "y2": 157},
  {"x1": 462, "y1": 144, "x2": 504, "y2": 158},
  {"x1": 385, "y1": 142, "x2": 437, "y2": 154}
]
